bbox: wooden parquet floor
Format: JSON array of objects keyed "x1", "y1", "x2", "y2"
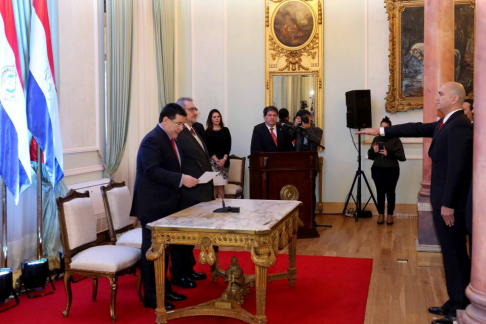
[{"x1": 298, "y1": 214, "x2": 449, "y2": 324}]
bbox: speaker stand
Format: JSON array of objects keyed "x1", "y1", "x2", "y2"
[{"x1": 342, "y1": 131, "x2": 378, "y2": 221}]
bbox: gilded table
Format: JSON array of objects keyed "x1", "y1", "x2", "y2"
[{"x1": 146, "y1": 199, "x2": 302, "y2": 324}]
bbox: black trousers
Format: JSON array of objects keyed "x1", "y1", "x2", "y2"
[
  {"x1": 432, "y1": 209, "x2": 471, "y2": 316},
  {"x1": 141, "y1": 225, "x2": 175, "y2": 303},
  {"x1": 371, "y1": 166, "x2": 400, "y2": 215},
  {"x1": 170, "y1": 245, "x2": 196, "y2": 279}
]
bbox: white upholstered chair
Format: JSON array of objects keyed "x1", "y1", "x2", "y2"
[
  {"x1": 57, "y1": 190, "x2": 141, "y2": 322},
  {"x1": 224, "y1": 155, "x2": 246, "y2": 199},
  {"x1": 100, "y1": 181, "x2": 142, "y2": 249}
]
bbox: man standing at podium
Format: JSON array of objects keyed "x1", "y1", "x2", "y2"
[{"x1": 250, "y1": 106, "x2": 293, "y2": 154}]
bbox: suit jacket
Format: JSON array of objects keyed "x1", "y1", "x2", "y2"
[
  {"x1": 385, "y1": 111, "x2": 472, "y2": 211},
  {"x1": 130, "y1": 125, "x2": 182, "y2": 225},
  {"x1": 250, "y1": 122, "x2": 293, "y2": 154},
  {"x1": 177, "y1": 126, "x2": 214, "y2": 208},
  {"x1": 193, "y1": 122, "x2": 205, "y2": 138}
]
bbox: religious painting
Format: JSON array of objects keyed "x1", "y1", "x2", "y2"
[
  {"x1": 385, "y1": 0, "x2": 475, "y2": 113},
  {"x1": 272, "y1": 1, "x2": 315, "y2": 49}
]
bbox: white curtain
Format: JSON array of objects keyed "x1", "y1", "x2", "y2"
[
  {"x1": 115, "y1": 0, "x2": 159, "y2": 192},
  {"x1": 4, "y1": 175, "x2": 37, "y2": 270}
]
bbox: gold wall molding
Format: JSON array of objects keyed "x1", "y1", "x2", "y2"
[
  {"x1": 265, "y1": 0, "x2": 324, "y2": 130},
  {"x1": 384, "y1": 0, "x2": 475, "y2": 113}
]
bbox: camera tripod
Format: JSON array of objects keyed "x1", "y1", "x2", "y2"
[{"x1": 342, "y1": 131, "x2": 378, "y2": 222}]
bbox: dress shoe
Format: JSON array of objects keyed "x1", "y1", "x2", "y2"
[
  {"x1": 187, "y1": 271, "x2": 207, "y2": 281},
  {"x1": 377, "y1": 214, "x2": 384, "y2": 224},
  {"x1": 143, "y1": 300, "x2": 175, "y2": 310},
  {"x1": 165, "y1": 291, "x2": 186, "y2": 301},
  {"x1": 387, "y1": 215, "x2": 394, "y2": 225},
  {"x1": 428, "y1": 306, "x2": 450, "y2": 316},
  {"x1": 431, "y1": 315, "x2": 456, "y2": 324},
  {"x1": 171, "y1": 276, "x2": 197, "y2": 289}
]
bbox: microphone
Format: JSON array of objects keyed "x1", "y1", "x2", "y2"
[{"x1": 213, "y1": 192, "x2": 240, "y2": 213}]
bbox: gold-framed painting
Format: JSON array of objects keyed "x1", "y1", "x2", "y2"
[
  {"x1": 265, "y1": 0, "x2": 323, "y2": 132},
  {"x1": 384, "y1": 0, "x2": 475, "y2": 113}
]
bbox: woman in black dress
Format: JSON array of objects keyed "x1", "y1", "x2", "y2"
[
  {"x1": 368, "y1": 116, "x2": 406, "y2": 225},
  {"x1": 204, "y1": 109, "x2": 232, "y2": 199}
]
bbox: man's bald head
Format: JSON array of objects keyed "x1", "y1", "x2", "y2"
[
  {"x1": 436, "y1": 82, "x2": 466, "y2": 115},
  {"x1": 446, "y1": 82, "x2": 466, "y2": 104}
]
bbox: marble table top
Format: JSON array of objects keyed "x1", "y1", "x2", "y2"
[{"x1": 147, "y1": 199, "x2": 301, "y2": 234}]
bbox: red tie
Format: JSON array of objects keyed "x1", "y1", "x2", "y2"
[
  {"x1": 190, "y1": 128, "x2": 196, "y2": 136},
  {"x1": 439, "y1": 120, "x2": 444, "y2": 130},
  {"x1": 171, "y1": 139, "x2": 181, "y2": 169},
  {"x1": 270, "y1": 127, "x2": 278, "y2": 147}
]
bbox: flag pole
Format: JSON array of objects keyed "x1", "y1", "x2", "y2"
[
  {"x1": 36, "y1": 145, "x2": 43, "y2": 260},
  {"x1": 1, "y1": 178, "x2": 7, "y2": 268}
]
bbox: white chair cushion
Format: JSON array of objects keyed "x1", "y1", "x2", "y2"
[
  {"x1": 116, "y1": 228, "x2": 142, "y2": 249},
  {"x1": 70, "y1": 245, "x2": 141, "y2": 272},
  {"x1": 228, "y1": 159, "x2": 243, "y2": 183},
  {"x1": 224, "y1": 184, "x2": 242, "y2": 195},
  {"x1": 107, "y1": 186, "x2": 133, "y2": 231},
  {"x1": 63, "y1": 197, "x2": 97, "y2": 250}
]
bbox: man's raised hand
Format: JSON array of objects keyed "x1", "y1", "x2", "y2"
[{"x1": 355, "y1": 128, "x2": 380, "y2": 136}]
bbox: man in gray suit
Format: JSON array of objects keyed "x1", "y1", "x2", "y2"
[{"x1": 170, "y1": 97, "x2": 214, "y2": 289}]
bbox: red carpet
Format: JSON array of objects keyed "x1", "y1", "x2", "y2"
[{"x1": 3, "y1": 251, "x2": 372, "y2": 323}]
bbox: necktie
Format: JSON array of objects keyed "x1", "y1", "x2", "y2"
[
  {"x1": 270, "y1": 127, "x2": 278, "y2": 147},
  {"x1": 190, "y1": 127, "x2": 206, "y2": 151},
  {"x1": 439, "y1": 120, "x2": 444, "y2": 130},
  {"x1": 171, "y1": 139, "x2": 181, "y2": 169}
]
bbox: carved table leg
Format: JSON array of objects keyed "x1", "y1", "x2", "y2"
[
  {"x1": 254, "y1": 265, "x2": 268, "y2": 324},
  {"x1": 154, "y1": 247, "x2": 167, "y2": 324},
  {"x1": 210, "y1": 245, "x2": 222, "y2": 281}
]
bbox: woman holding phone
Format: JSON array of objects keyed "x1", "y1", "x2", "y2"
[{"x1": 368, "y1": 116, "x2": 406, "y2": 225}]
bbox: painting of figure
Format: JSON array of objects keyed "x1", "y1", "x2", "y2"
[
  {"x1": 273, "y1": 1, "x2": 314, "y2": 48},
  {"x1": 400, "y1": 4, "x2": 475, "y2": 98}
]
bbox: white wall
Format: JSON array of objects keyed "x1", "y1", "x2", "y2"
[
  {"x1": 176, "y1": 0, "x2": 425, "y2": 205},
  {"x1": 58, "y1": 0, "x2": 105, "y2": 185}
]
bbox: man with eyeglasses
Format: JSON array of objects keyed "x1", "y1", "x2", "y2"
[
  {"x1": 131, "y1": 103, "x2": 199, "y2": 310},
  {"x1": 170, "y1": 97, "x2": 213, "y2": 289}
]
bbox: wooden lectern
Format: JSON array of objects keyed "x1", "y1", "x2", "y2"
[{"x1": 249, "y1": 151, "x2": 319, "y2": 238}]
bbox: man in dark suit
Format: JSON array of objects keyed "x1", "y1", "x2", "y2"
[
  {"x1": 192, "y1": 121, "x2": 205, "y2": 137},
  {"x1": 250, "y1": 106, "x2": 294, "y2": 154},
  {"x1": 170, "y1": 97, "x2": 213, "y2": 289},
  {"x1": 130, "y1": 103, "x2": 199, "y2": 310},
  {"x1": 358, "y1": 82, "x2": 473, "y2": 324}
]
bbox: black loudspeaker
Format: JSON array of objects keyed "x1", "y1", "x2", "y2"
[{"x1": 345, "y1": 90, "x2": 372, "y2": 129}]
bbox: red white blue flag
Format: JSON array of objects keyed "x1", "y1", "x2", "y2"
[
  {"x1": 26, "y1": 0, "x2": 63, "y2": 186},
  {"x1": 0, "y1": 1, "x2": 32, "y2": 203}
]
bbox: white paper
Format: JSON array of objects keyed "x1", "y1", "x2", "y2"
[{"x1": 198, "y1": 172, "x2": 219, "y2": 184}]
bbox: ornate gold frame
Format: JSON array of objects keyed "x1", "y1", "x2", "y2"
[
  {"x1": 384, "y1": 0, "x2": 475, "y2": 113},
  {"x1": 265, "y1": 0, "x2": 323, "y2": 130}
]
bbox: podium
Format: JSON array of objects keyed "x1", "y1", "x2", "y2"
[{"x1": 249, "y1": 151, "x2": 319, "y2": 238}]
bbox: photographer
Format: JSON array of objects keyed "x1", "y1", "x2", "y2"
[
  {"x1": 289, "y1": 109, "x2": 323, "y2": 153},
  {"x1": 367, "y1": 116, "x2": 406, "y2": 225},
  {"x1": 289, "y1": 109, "x2": 323, "y2": 224}
]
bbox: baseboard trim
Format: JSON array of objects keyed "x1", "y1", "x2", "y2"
[
  {"x1": 318, "y1": 202, "x2": 417, "y2": 218},
  {"x1": 415, "y1": 238, "x2": 442, "y2": 253}
]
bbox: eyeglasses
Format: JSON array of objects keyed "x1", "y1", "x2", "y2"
[
  {"x1": 186, "y1": 107, "x2": 198, "y2": 112},
  {"x1": 169, "y1": 119, "x2": 184, "y2": 128}
]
